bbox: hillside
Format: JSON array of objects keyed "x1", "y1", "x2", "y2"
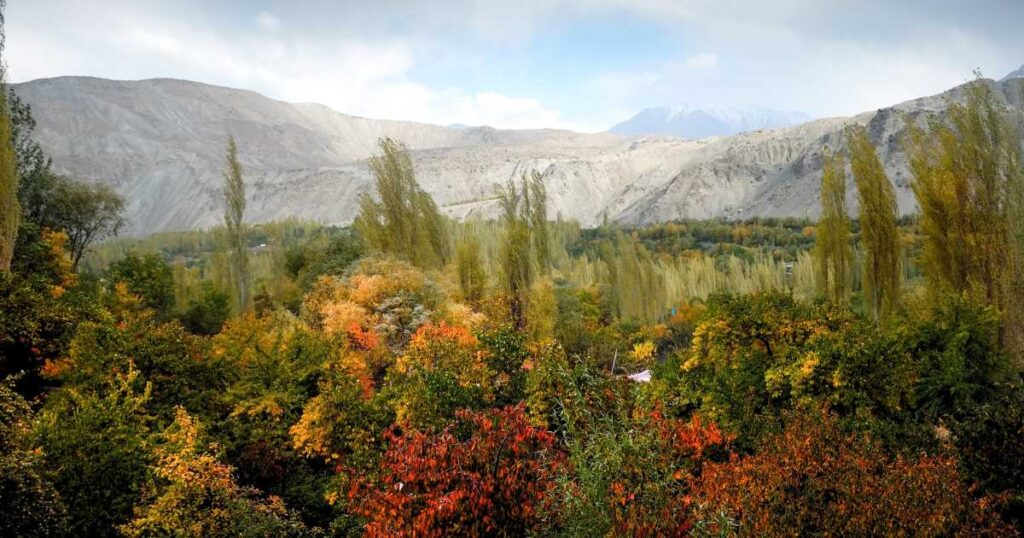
[{"x1": 12, "y1": 75, "x2": 1024, "y2": 234}]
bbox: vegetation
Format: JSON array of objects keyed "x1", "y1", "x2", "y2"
[
  {"x1": 814, "y1": 147, "x2": 852, "y2": 303},
  {"x1": 848, "y1": 124, "x2": 901, "y2": 322},
  {"x1": 2, "y1": 72, "x2": 1024, "y2": 537},
  {"x1": 223, "y1": 136, "x2": 251, "y2": 312}
]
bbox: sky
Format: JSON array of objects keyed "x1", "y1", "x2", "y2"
[{"x1": 7, "y1": 0, "x2": 1024, "y2": 132}]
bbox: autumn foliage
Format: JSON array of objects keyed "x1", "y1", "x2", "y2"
[
  {"x1": 348, "y1": 405, "x2": 562, "y2": 538},
  {"x1": 690, "y1": 411, "x2": 1014, "y2": 536}
]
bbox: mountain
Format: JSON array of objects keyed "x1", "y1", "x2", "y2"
[
  {"x1": 11, "y1": 75, "x2": 1024, "y2": 235},
  {"x1": 1004, "y1": 64, "x2": 1024, "y2": 81},
  {"x1": 609, "y1": 106, "x2": 810, "y2": 139}
]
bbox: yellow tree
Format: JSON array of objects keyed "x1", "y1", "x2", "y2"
[
  {"x1": 814, "y1": 147, "x2": 853, "y2": 303},
  {"x1": 0, "y1": 1, "x2": 19, "y2": 273},
  {"x1": 847, "y1": 125, "x2": 900, "y2": 322},
  {"x1": 907, "y1": 79, "x2": 1024, "y2": 357}
]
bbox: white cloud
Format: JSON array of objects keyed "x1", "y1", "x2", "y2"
[
  {"x1": 6, "y1": 0, "x2": 581, "y2": 130},
  {"x1": 255, "y1": 12, "x2": 282, "y2": 32},
  {"x1": 682, "y1": 52, "x2": 717, "y2": 70}
]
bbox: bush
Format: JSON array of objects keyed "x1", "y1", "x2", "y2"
[{"x1": 691, "y1": 410, "x2": 1013, "y2": 536}]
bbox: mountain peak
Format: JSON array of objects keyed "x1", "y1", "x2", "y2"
[
  {"x1": 610, "y1": 106, "x2": 810, "y2": 139},
  {"x1": 1003, "y1": 64, "x2": 1024, "y2": 81}
]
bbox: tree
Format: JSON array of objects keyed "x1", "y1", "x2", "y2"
[
  {"x1": 907, "y1": 80, "x2": 1024, "y2": 356},
  {"x1": 847, "y1": 125, "x2": 900, "y2": 322},
  {"x1": 33, "y1": 365, "x2": 153, "y2": 537},
  {"x1": 495, "y1": 171, "x2": 550, "y2": 330},
  {"x1": 0, "y1": 379, "x2": 67, "y2": 536},
  {"x1": 42, "y1": 177, "x2": 125, "y2": 268},
  {"x1": 10, "y1": 89, "x2": 55, "y2": 225},
  {"x1": 179, "y1": 282, "x2": 231, "y2": 335},
  {"x1": 497, "y1": 177, "x2": 534, "y2": 330},
  {"x1": 526, "y1": 170, "x2": 550, "y2": 271},
  {"x1": 107, "y1": 253, "x2": 175, "y2": 315},
  {"x1": 122, "y1": 407, "x2": 314, "y2": 537},
  {"x1": 355, "y1": 137, "x2": 450, "y2": 269},
  {"x1": 691, "y1": 411, "x2": 1012, "y2": 536},
  {"x1": 223, "y1": 136, "x2": 250, "y2": 312},
  {"x1": 348, "y1": 405, "x2": 562, "y2": 538},
  {"x1": 814, "y1": 146, "x2": 853, "y2": 303},
  {"x1": 456, "y1": 235, "x2": 486, "y2": 305},
  {"x1": 0, "y1": 0, "x2": 19, "y2": 273}
]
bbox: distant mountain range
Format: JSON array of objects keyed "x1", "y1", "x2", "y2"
[
  {"x1": 609, "y1": 106, "x2": 811, "y2": 139},
  {"x1": 10, "y1": 65, "x2": 1024, "y2": 235}
]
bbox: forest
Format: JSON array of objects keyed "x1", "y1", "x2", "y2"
[{"x1": 3, "y1": 61, "x2": 1024, "y2": 536}]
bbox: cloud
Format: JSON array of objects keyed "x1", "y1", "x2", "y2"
[
  {"x1": 255, "y1": 12, "x2": 282, "y2": 32},
  {"x1": 682, "y1": 52, "x2": 718, "y2": 70},
  {"x1": 6, "y1": 0, "x2": 583, "y2": 130},
  {"x1": 5, "y1": 0, "x2": 1022, "y2": 130}
]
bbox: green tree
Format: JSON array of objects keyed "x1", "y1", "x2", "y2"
[
  {"x1": 847, "y1": 125, "x2": 900, "y2": 322},
  {"x1": 107, "y1": 252, "x2": 175, "y2": 315},
  {"x1": 179, "y1": 282, "x2": 231, "y2": 336},
  {"x1": 498, "y1": 176, "x2": 534, "y2": 330},
  {"x1": 9, "y1": 89, "x2": 55, "y2": 226},
  {"x1": 34, "y1": 366, "x2": 153, "y2": 537},
  {"x1": 41, "y1": 177, "x2": 125, "y2": 268},
  {"x1": 355, "y1": 137, "x2": 450, "y2": 268},
  {"x1": 456, "y1": 235, "x2": 486, "y2": 305},
  {"x1": 223, "y1": 136, "x2": 250, "y2": 312},
  {"x1": 814, "y1": 146, "x2": 853, "y2": 303},
  {"x1": 526, "y1": 170, "x2": 550, "y2": 271},
  {"x1": 0, "y1": 379, "x2": 67, "y2": 537}
]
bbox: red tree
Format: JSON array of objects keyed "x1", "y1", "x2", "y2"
[
  {"x1": 348, "y1": 404, "x2": 562, "y2": 538},
  {"x1": 690, "y1": 411, "x2": 1015, "y2": 536}
]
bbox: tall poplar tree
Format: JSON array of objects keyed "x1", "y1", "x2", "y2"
[
  {"x1": 496, "y1": 171, "x2": 549, "y2": 330},
  {"x1": 908, "y1": 79, "x2": 1024, "y2": 357},
  {"x1": 847, "y1": 125, "x2": 900, "y2": 322},
  {"x1": 355, "y1": 137, "x2": 450, "y2": 269},
  {"x1": 223, "y1": 136, "x2": 250, "y2": 312},
  {"x1": 814, "y1": 147, "x2": 853, "y2": 303},
  {"x1": 0, "y1": 0, "x2": 19, "y2": 273}
]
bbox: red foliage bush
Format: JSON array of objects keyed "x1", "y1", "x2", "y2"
[
  {"x1": 690, "y1": 411, "x2": 1016, "y2": 536},
  {"x1": 348, "y1": 404, "x2": 562, "y2": 538}
]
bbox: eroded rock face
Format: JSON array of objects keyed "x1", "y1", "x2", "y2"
[{"x1": 12, "y1": 76, "x2": 1024, "y2": 235}]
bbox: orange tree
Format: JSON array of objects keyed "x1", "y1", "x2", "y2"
[{"x1": 347, "y1": 404, "x2": 561, "y2": 538}]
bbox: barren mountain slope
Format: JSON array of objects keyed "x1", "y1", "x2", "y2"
[
  {"x1": 614, "y1": 77, "x2": 1024, "y2": 224},
  {"x1": 12, "y1": 75, "x2": 1024, "y2": 234}
]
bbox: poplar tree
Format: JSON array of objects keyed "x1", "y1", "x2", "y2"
[
  {"x1": 496, "y1": 170, "x2": 551, "y2": 329},
  {"x1": 223, "y1": 136, "x2": 250, "y2": 312},
  {"x1": 907, "y1": 81, "x2": 1018, "y2": 306},
  {"x1": 456, "y1": 235, "x2": 486, "y2": 305},
  {"x1": 0, "y1": 0, "x2": 18, "y2": 273},
  {"x1": 355, "y1": 137, "x2": 450, "y2": 268},
  {"x1": 847, "y1": 125, "x2": 900, "y2": 322},
  {"x1": 498, "y1": 178, "x2": 533, "y2": 330},
  {"x1": 526, "y1": 170, "x2": 550, "y2": 271},
  {"x1": 907, "y1": 79, "x2": 1024, "y2": 356},
  {"x1": 814, "y1": 147, "x2": 852, "y2": 303}
]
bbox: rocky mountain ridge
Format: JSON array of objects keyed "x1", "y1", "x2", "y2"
[{"x1": 11, "y1": 73, "x2": 1024, "y2": 235}]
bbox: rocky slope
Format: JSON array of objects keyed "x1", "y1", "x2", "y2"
[{"x1": 11, "y1": 74, "x2": 1024, "y2": 234}]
